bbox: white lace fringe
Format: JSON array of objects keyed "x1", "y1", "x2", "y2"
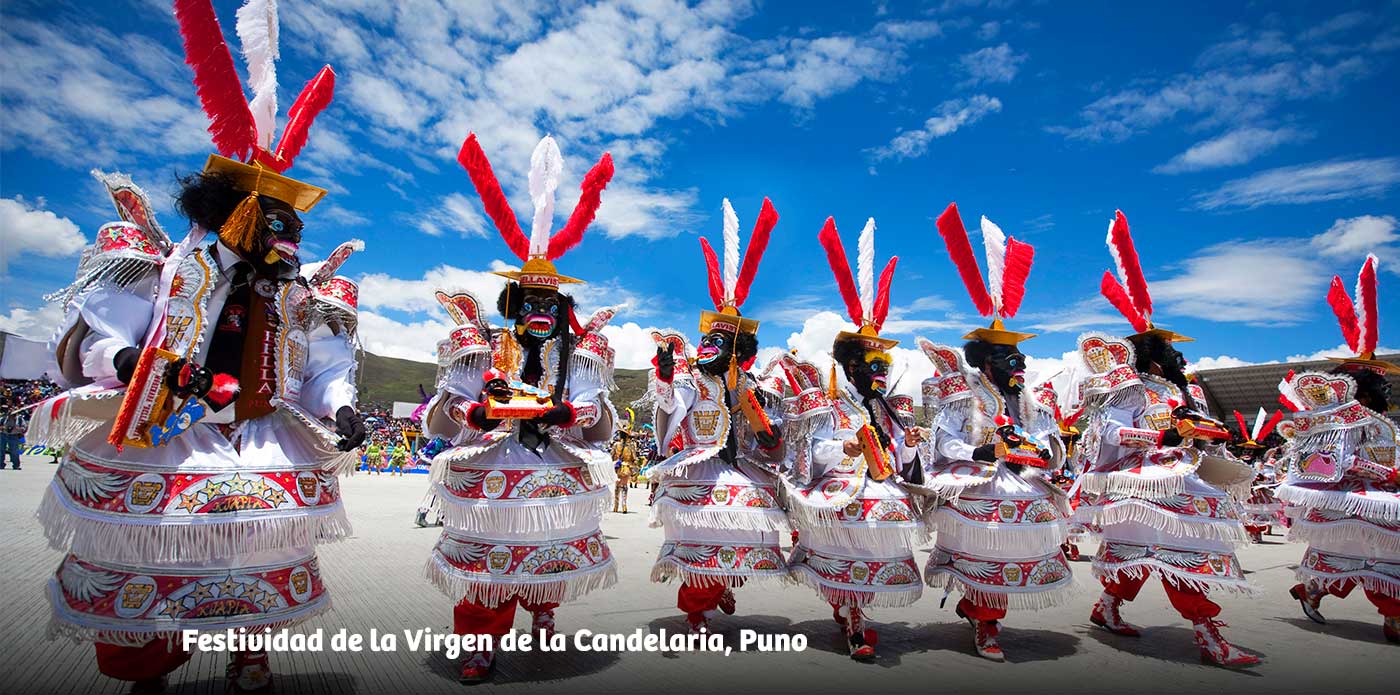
[
  {"x1": 922, "y1": 572, "x2": 1078, "y2": 611},
  {"x1": 648, "y1": 500, "x2": 790, "y2": 533},
  {"x1": 1074, "y1": 500, "x2": 1249, "y2": 545},
  {"x1": 436, "y1": 487, "x2": 608, "y2": 534},
  {"x1": 788, "y1": 566, "x2": 923, "y2": 608},
  {"x1": 1091, "y1": 559, "x2": 1259, "y2": 596},
  {"x1": 423, "y1": 553, "x2": 617, "y2": 608}
]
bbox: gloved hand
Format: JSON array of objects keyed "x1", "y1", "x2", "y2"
[
  {"x1": 164, "y1": 359, "x2": 213, "y2": 399},
  {"x1": 1160, "y1": 429, "x2": 1184, "y2": 447},
  {"x1": 755, "y1": 429, "x2": 781, "y2": 451},
  {"x1": 654, "y1": 344, "x2": 676, "y2": 383},
  {"x1": 335, "y1": 406, "x2": 366, "y2": 451},
  {"x1": 535, "y1": 402, "x2": 576, "y2": 427},
  {"x1": 465, "y1": 403, "x2": 503, "y2": 432},
  {"x1": 972, "y1": 443, "x2": 997, "y2": 462},
  {"x1": 114, "y1": 347, "x2": 141, "y2": 384},
  {"x1": 1038, "y1": 448, "x2": 1053, "y2": 463}
]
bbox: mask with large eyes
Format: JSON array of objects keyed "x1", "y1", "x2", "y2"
[
  {"x1": 515, "y1": 288, "x2": 563, "y2": 343},
  {"x1": 256, "y1": 199, "x2": 303, "y2": 267},
  {"x1": 843, "y1": 349, "x2": 891, "y2": 398},
  {"x1": 987, "y1": 348, "x2": 1028, "y2": 393},
  {"x1": 695, "y1": 329, "x2": 736, "y2": 375}
]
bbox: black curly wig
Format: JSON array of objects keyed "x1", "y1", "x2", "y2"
[
  {"x1": 1334, "y1": 365, "x2": 1393, "y2": 412},
  {"x1": 176, "y1": 172, "x2": 247, "y2": 233},
  {"x1": 832, "y1": 336, "x2": 866, "y2": 367}
]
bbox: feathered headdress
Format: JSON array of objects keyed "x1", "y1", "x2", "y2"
[
  {"x1": 456, "y1": 133, "x2": 613, "y2": 292},
  {"x1": 935, "y1": 202, "x2": 1037, "y2": 345},
  {"x1": 697, "y1": 197, "x2": 779, "y2": 335},
  {"x1": 1325, "y1": 254, "x2": 1397, "y2": 374},
  {"x1": 818, "y1": 215, "x2": 899, "y2": 351},
  {"x1": 1232, "y1": 407, "x2": 1283, "y2": 447},
  {"x1": 174, "y1": 0, "x2": 335, "y2": 251},
  {"x1": 1097, "y1": 210, "x2": 1192, "y2": 342}
]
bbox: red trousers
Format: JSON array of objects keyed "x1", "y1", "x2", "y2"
[
  {"x1": 453, "y1": 597, "x2": 558, "y2": 638},
  {"x1": 94, "y1": 640, "x2": 191, "y2": 682},
  {"x1": 1101, "y1": 570, "x2": 1219, "y2": 620},
  {"x1": 957, "y1": 597, "x2": 1007, "y2": 622},
  {"x1": 1316, "y1": 579, "x2": 1400, "y2": 618},
  {"x1": 677, "y1": 581, "x2": 726, "y2": 619}
]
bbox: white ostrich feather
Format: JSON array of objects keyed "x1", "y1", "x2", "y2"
[
  {"x1": 857, "y1": 217, "x2": 876, "y2": 320},
  {"x1": 721, "y1": 198, "x2": 740, "y2": 301},
  {"x1": 59, "y1": 462, "x2": 126, "y2": 503},
  {"x1": 441, "y1": 540, "x2": 489, "y2": 564},
  {"x1": 1251, "y1": 407, "x2": 1267, "y2": 442},
  {"x1": 980, "y1": 216, "x2": 1007, "y2": 314},
  {"x1": 235, "y1": 0, "x2": 280, "y2": 150},
  {"x1": 952, "y1": 557, "x2": 1001, "y2": 579},
  {"x1": 527, "y1": 135, "x2": 564, "y2": 257},
  {"x1": 60, "y1": 562, "x2": 123, "y2": 603}
]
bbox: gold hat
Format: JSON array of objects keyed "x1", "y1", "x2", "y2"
[
  {"x1": 963, "y1": 318, "x2": 1037, "y2": 346},
  {"x1": 204, "y1": 155, "x2": 327, "y2": 212},
  {"x1": 491, "y1": 257, "x2": 584, "y2": 291}
]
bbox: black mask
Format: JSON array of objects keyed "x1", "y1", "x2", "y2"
[
  {"x1": 234, "y1": 198, "x2": 303, "y2": 275},
  {"x1": 514, "y1": 288, "x2": 565, "y2": 347},
  {"x1": 842, "y1": 353, "x2": 889, "y2": 399},
  {"x1": 985, "y1": 347, "x2": 1027, "y2": 395},
  {"x1": 695, "y1": 329, "x2": 737, "y2": 376}
]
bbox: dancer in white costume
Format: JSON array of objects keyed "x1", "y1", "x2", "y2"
[
  {"x1": 917, "y1": 203, "x2": 1073, "y2": 662},
  {"x1": 1280, "y1": 254, "x2": 1399, "y2": 644},
  {"x1": 1072, "y1": 210, "x2": 1260, "y2": 668},
  {"x1": 422, "y1": 133, "x2": 619, "y2": 683},
  {"x1": 777, "y1": 216, "x2": 925, "y2": 661},
  {"x1": 31, "y1": 3, "x2": 363, "y2": 691},
  {"x1": 643, "y1": 198, "x2": 789, "y2": 634}
]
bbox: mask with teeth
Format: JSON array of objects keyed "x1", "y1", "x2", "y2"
[
  {"x1": 835, "y1": 338, "x2": 890, "y2": 398},
  {"x1": 497, "y1": 283, "x2": 571, "y2": 348},
  {"x1": 255, "y1": 199, "x2": 303, "y2": 271},
  {"x1": 965, "y1": 339, "x2": 1027, "y2": 396},
  {"x1": 695, "y1": 328, "x2": 758, "y2": 377}
]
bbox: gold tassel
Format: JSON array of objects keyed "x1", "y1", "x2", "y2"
[
  {"x1": 494, "y1": 329, "x2": 521, "y2": 375},
  {"x1": 218, "y1": 191, "x2": 263, "y2": 253},
  {"x1": 828, "y1": 362, "x2": 839, "y2": 400}
]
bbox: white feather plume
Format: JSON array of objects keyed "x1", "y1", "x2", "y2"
[
  {"x1": 236, "y1": 0, "x2": 280, "y2": 150},
  {"x1": 981, "y1": 215, "x2": 1007, "y2": 314},
  {"x1": 1251, "y1": 407, "x2": 1267, "y2": 441},
  {"x1": 857, "y1": 217, "x2": 876, "y2": 321},
  {"x1": 721, "y1": 198, "x2": 740, "y2": 301},
  {"x1": 527, "y1": 135, "x2": 563, "y2": 257}
]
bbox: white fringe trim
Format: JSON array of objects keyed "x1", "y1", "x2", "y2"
[
  {"x1": 649, "y1": 499, "x2": 790, "y2": 534},
  {"x1": 46, "y1": 582, "x2": 331, "y2": 647},
  {"x1": 423, "y1": 552, "x2": 617, "y2": 608},
  {"x1": 933, "y1": 513, "x2": 1068, "y2": 556},
  {"x1": 38, "y1": 484, "x2": 352, "y2": 564},
  {"x1": 1289, "y1": 520, "x2": 1400, "y2": 556},
  {"x1": 788, "y1": 565, "x2": 923, "y2": 608},
  {"x1": 790, "y1": 523, "x2": 922, "y2": 557},
  {"x1": 923, "y1": 572, "x2": 1078, "y2": 611},
  {"x1": 1276, "y1": 484, "x2": 1400, "y2": 524},
  {"x1": 1078, "y1": 469, "x2": 1190, "y2": 500},
  {"x1": 1091, "y1": 560, "x2": 1258, "y2": 597},
  {"x1": 1074, "y1": 499, "x2": 1250, "y2": 545},
  {"x1": 435, "y1": 484, "x2": 608, "y2": 534},
  {"x1": 649, "y1": 559, "x2": 792, "y2": 588},
  {"x1": 1297, "y1": 569, "x2": 1400, "y2": 600}
]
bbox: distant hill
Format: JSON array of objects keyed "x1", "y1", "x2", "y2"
[{"x1": 358, "y1": 351, "x2": 650, "y2": 420}]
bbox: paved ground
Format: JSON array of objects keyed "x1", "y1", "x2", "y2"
[{"x1": 0, "y1": 453, "x2": 1391, "y2": 694}]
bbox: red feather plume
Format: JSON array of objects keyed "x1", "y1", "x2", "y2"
[
  {"x1": 456, "y1": 134, "x2": 529, "y2": 261},
  {"x1": 1101, "y1": 271, "x2": 1149, "y2": 333},
  {"x1": 1358, "y1": 254, "x2": 1379, "y2": 354},
  {"x1": 733, "y1": 197, "x2": 778, "y2": 307},
  {"x1": 999, "y1": 237, "x2": 1035, "y2": 318},
  {"x1": 872, "y1": 257, "x2": 898, "y2": 330},
  {"x1": 1232, "y1": 410, "x2": 1249, "y2": 441},
  {"x1": 267, "y1": 65, "x2": 335, "y2": 172},
  {"x1": 1326, "y1": 275, "x2": 1360, "y2": 352},
  {"x1": 1063, "y1": 407, "x2": 1086, "y2": 428},
  {"x1": 548, "y1": 153, "x2": 614, "y2": 261},
  {"x1": 174, "y1": 0, "x2": 256, "y2": 161},
  {"x1": 1256, "y1": 411, "x2": 1284, "y2": 442},
  {"x1": 936, "y1": 203, "x2": 994, "y2": 316},
  {"x1": 698, "y1": 237, "x2": 725, "y2": 310},
  {"x1": 818, "y1": 217, "x2": 863, "y2": 325},
  {"x1": 1108, "y1": 210, "x2": 1153, "y2": 319}
]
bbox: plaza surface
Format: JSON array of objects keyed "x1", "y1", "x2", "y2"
[{"x1": 0, "y1": 453, "x2": 1390, "y2": 694}]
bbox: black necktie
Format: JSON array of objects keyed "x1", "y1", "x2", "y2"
[{"x1": 204, "y1": 263, "x2": 252, "y2": 404}]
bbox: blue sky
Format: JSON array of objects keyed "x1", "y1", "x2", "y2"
[{"x1": 2, "y1": 0, "x2": 1398, "y2": 387}]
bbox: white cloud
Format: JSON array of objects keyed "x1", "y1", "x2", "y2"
[
  {"x1": 957, "y1": 43, "x2": 1026, "y2": 86},
  {"x1": 1148, "y1": 239, "x2": 1322, "y2": 324},
  {"x1": 976, "y1": 22, "x2": 1001, "y2": 41},
  {"x1": 1152, "y1": 127, "x2": 1310, "y2": 174},
  {"x1": 0, "y1": 302, "x2": 64, "y2": 341},
  {"x1": 412, "y1": 193, "x2": 490, "y2": 238},
  {"x1": 600, "y1": 321, "x2": 667, "y2": 370},
  {"x1": 1193, "y1": 157, "x2": 1400, "y2": 209},
  {"x1": 0, "y1": 197, "x2": 86, "y2": 273},
  {"x1": 1309, "y1": 214, "x2": 1398, "y2": 260},
  {"x1": 869, "y1": 95, "x2": 1002, "y2": 161}
]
